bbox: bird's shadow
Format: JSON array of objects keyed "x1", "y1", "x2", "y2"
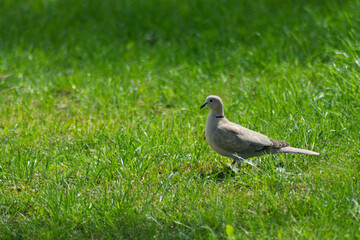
[
  {"x1": 199, "y1": 163, "x2": 238, "y2": 181},
  {"x1": 197, "y1": 158, "x2": 296, "y2": 182}
]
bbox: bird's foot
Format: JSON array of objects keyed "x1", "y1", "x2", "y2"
[
  {"x1": 226, "y1": 162, "x2": 240, "y2": 174},
  {"x1": 231, "y1": 159, "x2": 242, "y2": 168}
]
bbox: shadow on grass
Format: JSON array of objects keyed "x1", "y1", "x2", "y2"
[{"x1": 198, "y1": 164, "x2": 237, "y2": 181}]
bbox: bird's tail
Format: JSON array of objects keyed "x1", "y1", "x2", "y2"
[{"x1": 278, "y1": 146, "x2": 319, "y2": 156}]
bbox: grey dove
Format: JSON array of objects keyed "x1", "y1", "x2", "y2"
[{"x1": 200, "y1": 95, "x2": 319, "y2": 168}]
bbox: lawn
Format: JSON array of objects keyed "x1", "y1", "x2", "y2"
[{"x1": 0, "y1": 0, "x2": 359, "y2": 239}]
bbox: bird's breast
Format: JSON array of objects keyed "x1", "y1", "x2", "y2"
[{"x1": 205, "y1": 117, "x2": 232, "y2": 158}]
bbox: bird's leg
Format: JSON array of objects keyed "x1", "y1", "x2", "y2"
[
  {"x1": 232, "y1": 154, "x2": 247, "y2": 168},
  {"x1": 231, "y1": 159, "x2": 242, "y2": 168}
]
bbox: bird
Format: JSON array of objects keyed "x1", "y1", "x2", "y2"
[{"x1": 200, "y1": 95, "x2": 319, "y2": 168}]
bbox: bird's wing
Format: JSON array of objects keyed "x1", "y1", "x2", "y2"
[{"x1": 211, "y1": 122, "x2": 274, "y2": 154}]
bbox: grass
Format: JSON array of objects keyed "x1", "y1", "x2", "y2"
[{"x1": 0, "y1": 0, "x2": 360, "y2": 239}]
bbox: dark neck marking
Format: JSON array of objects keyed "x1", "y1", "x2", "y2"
[{"x1": 216, "y1": 115, "x2": 224, "y2": 118}]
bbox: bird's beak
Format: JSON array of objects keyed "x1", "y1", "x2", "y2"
[{"x1": 200, "y1": 102, "x2": 207, "y2": 109}]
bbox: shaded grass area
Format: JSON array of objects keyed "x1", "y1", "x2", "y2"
[{"x1": 1, "y1": 0, "x2": 360, "y2": 239}]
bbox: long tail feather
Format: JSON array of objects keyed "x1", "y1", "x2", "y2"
[{"x1": 278, "y1": 147, "x2": 319, "y2": 156}]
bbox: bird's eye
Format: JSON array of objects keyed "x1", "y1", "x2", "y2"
[{"x1": 210, "y1": 100, "x2": 213, "y2": 102}]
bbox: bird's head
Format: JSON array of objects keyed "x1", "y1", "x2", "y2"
[{"x1": 200, "y1": 95, "x2": 223, "y2": 110}]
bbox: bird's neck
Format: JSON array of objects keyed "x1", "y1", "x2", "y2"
[
  {"x1": 206, "y1": 109, "x2": 226, "y2": 133},
  {"x1": 209, "y1": 108, "x2": 225, "y2": 119}
]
